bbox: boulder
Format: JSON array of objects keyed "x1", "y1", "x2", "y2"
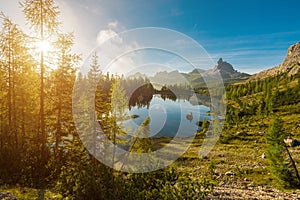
[
  {"x1": 284, "y1": 138, "x2": 293, "y2": 146},
  {"x1": 225, "y1": 171, "x2": 234, "y2": 176}
]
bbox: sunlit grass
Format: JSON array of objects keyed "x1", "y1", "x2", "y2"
[{"x1": 0, "y1": 186, "x2": 62, "y2": 200}]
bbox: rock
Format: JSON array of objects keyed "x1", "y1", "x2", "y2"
[
  {"x1": 266, "y1": 188, "x2": 274, "y2": 193},
  {"x1": 195, "y1": 121, "x2": 203, "y2": 126},
  {"x1": 292, "y1": 139, "x2": 300, "y2": 147},
  {"x1": 206, "y1": 132, "x2": 213, "y2": 137},
  {"x1": 0, "y1": 192, "x2": 17, "y2": 200},
  {"x1": 218, "y1": 153, "x2": 225, "y2": 157},
  {"x1": 215, "y1": 58, "x2": 235, "y2": 73},
  {"x1": 236, "y1": 131, "x2": 249, "y2": 136},
  {"x1": 251, "y1": 42, "x2": 300, "y2": 79},
  {"x1": 225, "y1": 171, "x2": 234, "y2": 176},
  {"x1": 284, "y1": 138, "x2": 293, "y2": 146},
  {"x1": 204, "y1": 58, "x2": 250, "y2": 79},
  {"x1": 130, "y1": 114, "x2": 139, "y2": 119}
]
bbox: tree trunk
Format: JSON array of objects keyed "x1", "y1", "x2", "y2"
[
  {"x1": 12, "y1": 58, "x2": 18, "y2": 151},
  {"x1": 284, "y1": 143, "x2": 300, "y2": 183},
  {"x1": 21, "y1": 92, "x2": 25, "y2": 151},
  {"x1": 8, "y1": 29, "x2": 12, "y2": 148},
  {"x1": 40, "y1": 0, "x2": 46, "y2": 162},
  {"x1": 55, "y1": 102, "x2": 61, "y2": 157}
]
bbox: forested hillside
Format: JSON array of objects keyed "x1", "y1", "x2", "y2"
[{"x1": 222, "y1": 72, "x2": 300, "y2": 188}]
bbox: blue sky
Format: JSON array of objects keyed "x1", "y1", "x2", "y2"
[{"x1": 1, "y1": 0, "x2": 300, "y2": 74}]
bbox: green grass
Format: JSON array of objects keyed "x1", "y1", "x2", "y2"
[
  {"x1": 1, "y1": 93, "x2": 299, "y2": 197},
  {"x1": 111, "y1": 95, "x2": 300, "y2": 190},
  {"x1": 0, "y1": 185, "x2": 62, "y2": 200},
  {"x1": 167, "y1": 99, "x2": 300, "y2": 190}
]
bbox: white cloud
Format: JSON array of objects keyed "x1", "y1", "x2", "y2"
[
  {"x1": 96, "y1": 20, "x2": 124, "y2": 45},
  {"x1": 108, "y1": 20, "x2": 119, "y2": 30},
  {"x1": 97, "y1": 29, "x2": 121, "y2": 45},
  {"x1": 94, "y1": 21, "x2": 140, "y2": 76}
]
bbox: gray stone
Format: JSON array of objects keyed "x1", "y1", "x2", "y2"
[
  {"x1": 225, "y1": 171, "x2": 234, "y2": 176},
  {"x1": 0, "y1": 192, "x2": 17, "y2": 200}
]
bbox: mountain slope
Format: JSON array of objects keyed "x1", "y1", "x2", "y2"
[{"x1": 252, "y1": 42, "x2": 300, "y2": 79}]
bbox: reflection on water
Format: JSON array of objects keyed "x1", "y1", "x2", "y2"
[{"x1": 124, "y1": 94, "x2": 211, "y2": 138}]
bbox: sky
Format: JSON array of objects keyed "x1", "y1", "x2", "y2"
[{"x1": 1, "y1": 0, "x2": 300, "y2": 74}]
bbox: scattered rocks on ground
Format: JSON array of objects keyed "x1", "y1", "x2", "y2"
[
  {"x1": 206, "y1": 182, "x2": 300, "y2": 200},
  {"x1": 0, "y1": 192, "x2": 17, "y2": 200}
]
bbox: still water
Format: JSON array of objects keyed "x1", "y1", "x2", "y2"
[{"x1": 124, "y1": 95, "x2": 211, "y2": 138}]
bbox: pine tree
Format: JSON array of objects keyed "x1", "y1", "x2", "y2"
[
  {"x1": 49, "y1": 32, "x2": 80, "y2": 158},
  {"x1": 110, "y1": 78, "x2": 129, "y2": 168},
  {"x1": 0, "y1": 13, "x2": 17, "y2": 154},
  {"x1": 0, "y1": 12, "x2": 40, "y2": 182},
  {"x1": 265, "y1": 116, "x2": 295, "y2": 188},
  {"x1": 86, "y1": 52, "x2": 102, "y2": 161},
  {"x1": 20, "y1": 0, "x2": 60, "y2": 162}
]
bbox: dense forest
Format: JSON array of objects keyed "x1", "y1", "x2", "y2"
[
  {"x1": 0, "y1": 0, "x2": 300, "y2": 199},
  {"x1": 0, "y1": 1, "x2": 213, "y2": 199}
]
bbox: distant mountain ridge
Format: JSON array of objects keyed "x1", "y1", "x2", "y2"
[
  {"x1": 129, "y1": 58, "x2": 250, "y2": 88},
  {"x1": 130, "y1": 40, "x2": 300, "y2": 86},
  {"x1": 252, "y1": 42, "x2": 300, "y2": 79}
]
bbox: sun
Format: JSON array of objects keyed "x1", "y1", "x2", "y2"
[
  {"x1": 36, "y1": 40, "x2": 58, "y2": 69},
  {"x1": 38, "y1": 40, "x2": 52, "y2": 53}
]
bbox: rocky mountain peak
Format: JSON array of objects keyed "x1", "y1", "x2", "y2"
[
  {"x1": 251, "y1": 42, "x2": 300, "y2": 79},
  {"x1": 282, "y1": 42, "x2": 300, "y2": 75},
  {"x1": 287, "y1": 42, "x2": 300, "y2": 56},
  {"x1": 215, "y1": 58, "x2": 235, "y2": 73},
  {"x1": 202, "y1": 58, "x2": 250, "y2": 79},
  {"x1": 217, "y1": 58, "x2": 223, "y2": 65}
]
